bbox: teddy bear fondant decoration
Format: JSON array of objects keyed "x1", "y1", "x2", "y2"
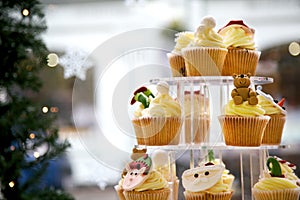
[
  {"x1": 131, "y1": 147, "x2": 147, "y2": 161},
  {"x1": 231, "y1": 73, "x2": 258, "y2": 105}
]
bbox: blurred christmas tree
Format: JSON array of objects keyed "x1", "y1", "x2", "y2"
[{"x1": 0, "y1": 0, "x2": 73, "y2": 199}]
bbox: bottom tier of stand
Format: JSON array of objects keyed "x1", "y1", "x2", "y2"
[{"x1": 141, "y1": 145, "x2": 287, "y2": 200}]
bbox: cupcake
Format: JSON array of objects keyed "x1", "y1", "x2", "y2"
[
  {"x1": 218, "y1": 74, "x2": 270, "y2": 146},
  {"x1": 115, "y1": 184, "x2": 126, "y2": 200},
  {"x1": 182, "y1": 159, "x2": 234, "y2": 200},
  {"x1": 218, "y1": 20, "x2": 261, "y2": 76},
  {"x1": 182, "y1": 16, "x2": 228, "y2": 76},
  {"x1": 152, "y1": 149, "x2": 179, "y2": 200},
  {"x1": 122, "y1": 154, "x2": 171, "y2": 200},
  {"x1": 167, "y1": 31, "x2": 194, "y2": 77},
  {"x1": 131, "y1": 81, "x2": 182, "y2": 146},
  {"x1": 131, "y1": 86, "x2": 155, "y2": 145},
  {"x1": 198, "y1": 150, "x2": 235, "y2": 191},
  {"x1": 252, "y1": 157, "x2": 300, "y2": 200},
  {"x1": 115, "y1": 147, "x2": 147, "y2": 200},
  {"x1": 183, "y1": 91, "x2": 210, "y2": 144},
  {"x1": 256, "y1": 88, "x2": 287, "y2": 145},
  {"x1": 265, "y1": 156, "x2": 300, "y2": 182}
]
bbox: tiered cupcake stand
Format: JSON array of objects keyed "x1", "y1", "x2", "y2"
[{"x1": 137, "y1": 76, "x2": 286, "y2": 200}]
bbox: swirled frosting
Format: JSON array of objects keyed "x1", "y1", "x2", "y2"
[
  {"x1": 134, "y1": 171, "x2": 169, "y2": 192},
  {"x1": 119, "y1": 170, "x2": 168, "y2": 192},
  {"x1": 205, "y1": 179, "x2": 232, "y2": 193},
  {"x1": 135, "y1": 82, "x2": 181, "y2": 118},
  {"x1": 254, "y1": 177, "x2": 299, "y2": 190},
  {"x1": 266, "y1": 157, "x2": 300, "y2": 181},
  {"x1": 258, "y1": 95, "x2": 284, "y2": 115},
  {"x1": 192, "y1": 16, "x2": 226, "y2": 48},
  {"x1": 173, "y1": 31, "x2": 194, "y2": 54},
  {"x1": 257, "y1": 94, "x2": 286, "y2": 115},
  {"x1": 225, "y1": 100, "x2": 265, "y2": 116},
  {"x1": 218, "y1": 20, "x2": 255, "y2": 50},
  {"x1": 280, "y1": 164, "x2": 299, "y2": 181}
]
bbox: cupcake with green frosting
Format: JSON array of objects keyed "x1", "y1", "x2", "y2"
[
  {"x1": 182, "y1": 15, "x2": 228, "y2": 76},
  {"x1": 218, "y1": 20, "x2": 261, "y2": 76},
  {"x1": 252, "y1": 157, "x2": 300, "y2": 200},
  {"x1": 257, "y1": 87, "x2": 287, "y2": 145}
]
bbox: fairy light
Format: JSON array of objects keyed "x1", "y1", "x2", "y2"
[
  {"x1": 26, "y1": 65, "x2": 33, "y2": 71},
  {"x1": 50, "y1": 106, "x2": 59, "y2": 113},
  {"x1": 288, "y1": 41, "x2": 300, "y2": 56},
  {"x1": 22, "y1": 9, "x2": 30, "y2": 17},
  {"x1": 33, "y1": 151, "x2": 40, "y2": 158},
  {"x1": 10, "y1": 145, "x2": 15, "y2": 151},
  {"x1": 47, "y1": 53, "x2": 59, "y2": 67},
  {"x1": 9, "y1": 181, "x2": 15, "y2": 188},
  {"x1": 42, "y1": 106, "x2": 49, "y2": 113},
  {"x1": 29, "y1": 133, "x2": 35, "y2": 139}
]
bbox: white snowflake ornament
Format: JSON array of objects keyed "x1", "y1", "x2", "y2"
[{"x1": 59, "y1": 48, "x2": 93, "y2": 80}]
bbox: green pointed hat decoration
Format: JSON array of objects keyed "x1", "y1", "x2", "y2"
[{"x1": 129, "y1": 154, "x2": 152, "y2": 175}]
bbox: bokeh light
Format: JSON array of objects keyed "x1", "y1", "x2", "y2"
[
  {"x1": 50, "y1": 106, "x2": 59, "y2": 113},
  {"x1": 8, "y1": 181, "x2": 15, "y2": 188},
  {"x1": 29, "y1": 133, "x2": 35, "y2": 139},
  {"x1": 288, "y1": 41, "x2": 300, "y2": 56},
  {"x1": 10, "y1": 145, "x2": 15, "y2": 151},
  {"x1": 42, "y1": 106, "x2": 49, "y2": 113},
  {"x1": 47, "y1": 53, "x2": 59, "y2": 67},
  {"x1": 33, "y1": 151, "x2": 40, "y2": 158},
  {"x1": 22, "y1": 9, "x2": 30, "y2": 17}
]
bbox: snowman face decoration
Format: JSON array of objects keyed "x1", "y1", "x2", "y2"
[
  {"x1": 122, "y1": 154, "x2": 152, "y2": 191},
  {"x1": 182, "y1": 164, "x2": 224, "y2": 192}
]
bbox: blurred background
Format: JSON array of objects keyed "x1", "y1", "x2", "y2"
[{"x1": 37, "y1": 0, "x2": 300, "y2": 199}]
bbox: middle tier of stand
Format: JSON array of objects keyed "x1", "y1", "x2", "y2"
[
  {"x1": 149, "y1": 76, "x2": 273, "y2": 86},
  {"x1": 145, "y1": 76, "x2": 274, "y2": 146}
]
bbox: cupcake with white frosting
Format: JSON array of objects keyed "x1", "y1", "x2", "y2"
[
  {"x1": 218, "y1": 20, "x2": 261, "y2": 76},
  {"x1": 182, "y1": 16, "x2": 228, "y2": 76},
  {"x1": 218, "y1": 74, "x2": 270, "y2": 146},
  {"x1": 120, "y1": 154, "x2": 171, "y2": 200},
  {"x1": 131, "y1": 81, "x2": 182, "y2": 145},
  {"x1": 256, "y1": 87, "x2": 287, "y2": 145},
  {"x1": 167, "y1": 31, "x2": 194, "y2": 77},
  {"x1": 252, "y1": 157, "x2": 300, "y2": 200}
]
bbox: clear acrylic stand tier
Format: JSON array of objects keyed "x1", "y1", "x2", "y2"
[
  {"x1": 149, "y1": 76, "x2": 273, "y2": 147},
  {"x1": 140, "y1": 76, "x2": 286, "y2": 200}
]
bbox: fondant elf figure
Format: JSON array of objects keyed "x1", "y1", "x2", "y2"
[
  {"x1": 122, "y1": 154, "x2": 152, "y2": 191},
  {"x1": 130, "y1": 86, "x2": 154, "y2": 108}
]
